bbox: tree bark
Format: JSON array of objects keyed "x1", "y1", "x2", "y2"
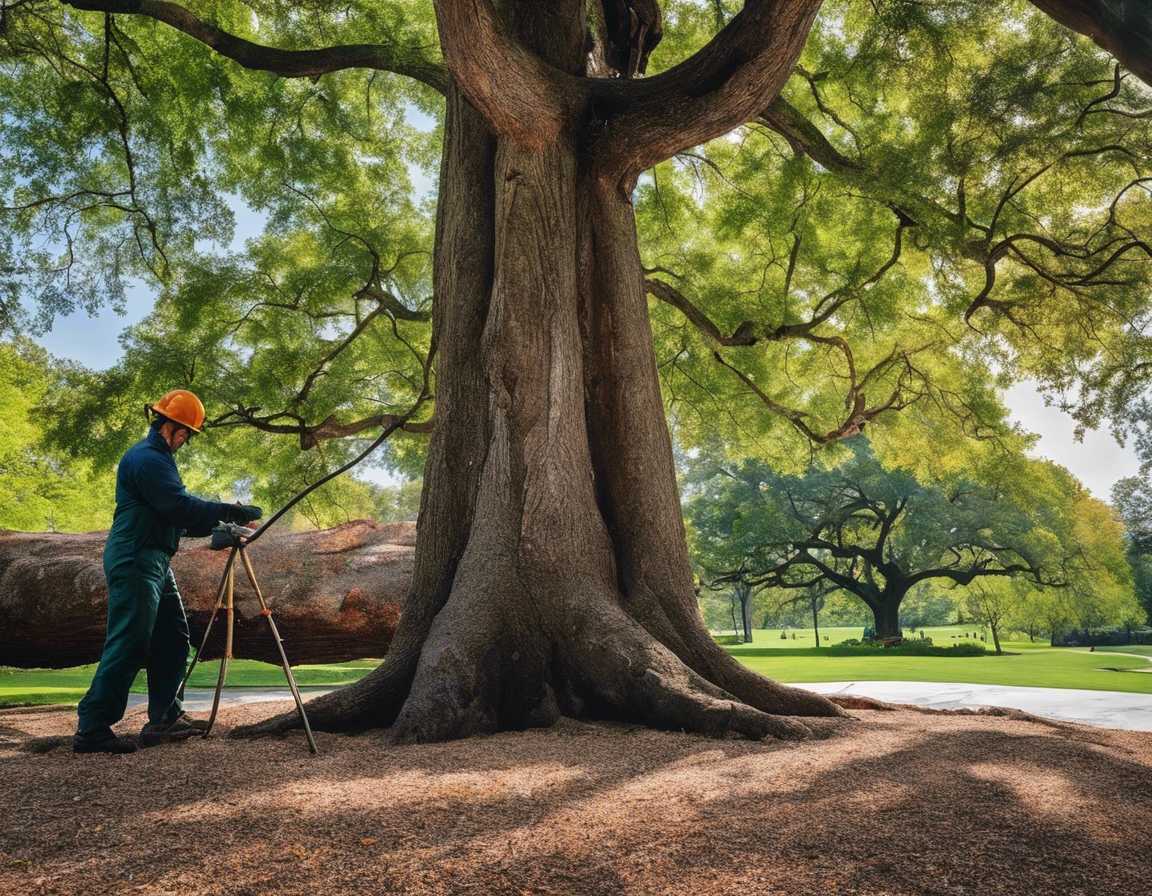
[
  {"x1": 1027, "y1": 0, "x2": 1152, "y2": 87},
  {"x1": 871, "y1": 595, "x2": 903, "y2": 641},
  {"x1": 0, "y1": 521, "x2": 412, "y2": 668},
  {"x1": 738, "y1": 584, "x2": 754, "y2": 643}
]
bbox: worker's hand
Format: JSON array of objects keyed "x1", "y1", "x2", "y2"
[{"x1": 228, "y1": 503, "x2": 264, "y2": 523}]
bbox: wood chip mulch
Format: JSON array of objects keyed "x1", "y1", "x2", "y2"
[{"x1": 2, "y1": 700, "x2": 1150, "y2": 895}]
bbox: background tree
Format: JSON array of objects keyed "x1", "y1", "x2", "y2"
[
  {"x1": 685, "y1": 440, "x2": 1095, "y2": 639},
  {"x1": 963, "y1": 579, "x2": 1027, "y2": 655},
  {"x1": 1112, "y1": 475, "x2": 1152, "y2": 625},
  {"x1": 900, "y1": 582, "x2": 960, "y2": 633},
  {"x1": 1059, "y1": 488, "x2": 1141, "y2": 640},
  {"x1": 0, "y1": 339, "x2": 112, "y2": 532}
]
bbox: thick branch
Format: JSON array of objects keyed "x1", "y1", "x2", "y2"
[
  {"x1": 430, "y1": 0, "x2": 582, "y2": 147},
  {"x1": 645, "y1": 278, "x2": 756, "y2": 346},
  {"x1": 213, "y1": 409, "x2": 435, "y2": 451},
  {"x1": 589, "y1": 0, "x2": 824, "y2": 182},
  {"x1": 60, "y1": 0, "x2": 451, "y2": 94},
  {"x1": 1028, "y1": 0, "x2": 1152, "y2": 88}
]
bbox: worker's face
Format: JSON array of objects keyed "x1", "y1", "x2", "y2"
[{"x1": 162, "y1": 423, "x2": 193, "y2": 454}]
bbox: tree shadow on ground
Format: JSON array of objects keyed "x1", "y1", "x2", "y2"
[{"x1": 2, "y1": 702, "x2": 1149, "y2": 895}]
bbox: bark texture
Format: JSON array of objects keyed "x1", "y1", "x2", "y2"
[
  {"x1": 1028, "y1": 0, "x2": 1152, "y2": 87},
  {"x1": 0, "y1": 521, "x2": 412, "y2": 668}
]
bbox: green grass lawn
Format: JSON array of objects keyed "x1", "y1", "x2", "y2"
[
  {"x1": 0, "y1": 659, "x2": 382, "y2": 708},
  {"x1": 725, "y1": 628, "x2": 1152, "y2": 693},
  {"x1": 4, "y1": 625, "x2": 1152, "y2": 708},
  {"x1": 1094, "y1": 644, "x2": 1152, "y2": 658}
]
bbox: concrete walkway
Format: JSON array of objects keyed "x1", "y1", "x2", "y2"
[
  {"x1": 798, "y1": 681, "x2": 1152, "y2": 732},
  {"x1": 134, "y1": 682, "x2": 1152, "y2": 732}
]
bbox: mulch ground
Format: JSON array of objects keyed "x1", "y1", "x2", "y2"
[{"x1": 1, "y1": 700, "x2": 1150, "y2": 895}]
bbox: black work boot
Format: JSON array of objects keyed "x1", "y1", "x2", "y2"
[
  {"x1": 140, "y1": 712, "x2": 209, "y2": 748},
  {"x1": 73, "y1": 729, "x2": 138, "y2": 754}
]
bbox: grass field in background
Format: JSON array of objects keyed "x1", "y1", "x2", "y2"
[
  {"x1": 1096, "y1": 645, "x2": 1152, "y2": 658},
  {"x1": 3, "y1": 626, "x2": 1151, "y2": 708},
  {"x1": 0, "y1": 659, "x2": 382, "y2": 708},
  {"x1": 730, "y1": 642, "x2": 1152, "y2": 693},
  {"x1": 725, "y1": 627, "x2": 1152, "y2": 693}
]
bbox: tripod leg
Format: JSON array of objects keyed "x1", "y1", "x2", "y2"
[
  {"x1": 238, "y1": 548, "x2": 318, "y2": 754},
  {"x1": 179, "y1": 548, "x2": 238, "y2": 700},
  {"x1": 203, "y1": 555, "x2": 235, "y2": 738}
]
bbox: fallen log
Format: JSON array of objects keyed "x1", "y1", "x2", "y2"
[{"x1": 0, "y1": 520, "x2": 413, "y2": 668}]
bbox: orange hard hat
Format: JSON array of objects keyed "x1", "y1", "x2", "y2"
[{"x1": 147, "y1": 389, "x2": 206, "y2": 433}]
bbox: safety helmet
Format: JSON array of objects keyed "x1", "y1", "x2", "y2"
[{"x1": 146, "y1": 389, "x2": 206, "y2": 433}]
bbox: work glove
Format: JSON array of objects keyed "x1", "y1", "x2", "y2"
[{"x1": 228, "y1": 503, "x2": 264, "y2": 524}]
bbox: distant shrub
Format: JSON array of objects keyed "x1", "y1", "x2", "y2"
[
  {"x1": 942, "y1": 643, "x2": 987, "y2": 657},
  {"x1": 829, "y1": 638, "x2": 985, "y2": 657},
  {"x1": 1052, "y1": 628, "x2": 1152, "y2": 647}
]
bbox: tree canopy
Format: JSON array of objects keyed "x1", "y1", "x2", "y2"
[
  {"x1": 685, "y1": 439, "x2": 1130, "y2": 638},
  {"x1": 0, "y1": 1, "x2": 1149, "y2": 477}
]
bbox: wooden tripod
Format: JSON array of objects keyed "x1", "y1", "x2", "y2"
[{"x1": 179, "y1": 525, "x2": 317, "y2": 754}]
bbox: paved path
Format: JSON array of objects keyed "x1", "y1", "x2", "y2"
[
  {"x1": 798, "y1": 681, "x2": 1152, "y2": 731},
  {"x1": 134, "y1": 682, "x2": 1152, "y2": 732}
]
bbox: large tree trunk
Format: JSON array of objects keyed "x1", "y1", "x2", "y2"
[
  {"x1": 0, "y1": 521, "x2": 412, "y2": 668},
  {"x1": 248, "y1": 0, "x2": 844, "y2": 744},
  {"x1": 737, "y1": 584, "x2": 754, "y2": 643},
  {"x1": 871, "y1": 595, "x2": 903, "y2": 641}
]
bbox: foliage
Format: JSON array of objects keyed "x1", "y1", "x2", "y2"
[
  {"x1": 900, "y1": 582, "x2": 961, "y2": 629},
  {"x1": 1051, "y1": 628, "x2": 1152, "y2": 647},
  {"x1": 685, "y1": 437, "x2": 1101, "y2": 636},
  {"x1": 1112, "y1": 475, "x2": 1152, "y2": 624},
  {"x1": 830, "y1": 639, "x2": 986, "y2": 657},
  {"x1": 645, "y1": 0, "x2": 1152, "y2": 467},
  {"x1": 962, "y1": 579, "x2": 1027, "y2": 653},
  {"x1": 0, "y1": 338, "x2": 113, "y2": 531},
  {"x1": 0, "y1": 0, "x2": 1147, "y2": 486},
  {"x1": 2, "y1": 0, "x2": 437, "y2": 507}
]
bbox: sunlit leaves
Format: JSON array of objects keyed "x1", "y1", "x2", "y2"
[
  {"x1": 0, "y1": 338, "x2": 114, "y2": 531},
  {"x1": 684, "y1": 436, "x2": 1132, "y2": 629},
  {"x1": 638, "y1": 0, "x2": 1152, "y2": 472}
]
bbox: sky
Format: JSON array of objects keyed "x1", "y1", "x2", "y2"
[
  {"x1": 1001, "y1": 381, "x2": 1141, "y2": 501},
  {"x1": 32, "y1": 299, "x2": 1144, "y2": 504}
]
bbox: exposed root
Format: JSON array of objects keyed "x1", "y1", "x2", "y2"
[
  {"x1": 697, "y1": 642, "x2": 849, "y2": 719},
  {"x1": 567, "y1": 600, "x2": 837, "y2": 742},
  {"x1": 827, "y1": 694, "x2": 896, "y2": 712},
  {"x1": 635, "y1": 667, "x2": 814, "y2": 740},
  {"x1": 231, "y1": 646, "x2": 417, "y2": 738}
]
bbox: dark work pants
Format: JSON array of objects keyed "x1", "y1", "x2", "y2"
[{"x1": 77, "y1": 548, "x2": 189, "y2": 735}]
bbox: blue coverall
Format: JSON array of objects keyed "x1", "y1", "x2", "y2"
[{"x1": 77, "y1": 426, "x2": 240, "y2": 737}]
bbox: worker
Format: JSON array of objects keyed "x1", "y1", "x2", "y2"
[{"x1": 74, "y1": 390, "x2": 263, "y2": 754}]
